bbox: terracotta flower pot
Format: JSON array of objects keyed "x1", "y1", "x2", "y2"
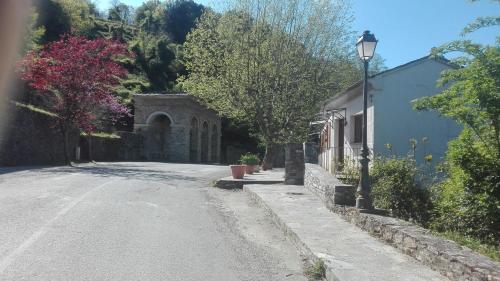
[
  {"x1": 253, "y1": 165, "x2": 260, "y2": 173},
  {"x1": 245, "y1": 164, "x2": 255, "y2": 175},
  {"x1": 230, "y1": 165, "x2": 246, "y2": 179}
]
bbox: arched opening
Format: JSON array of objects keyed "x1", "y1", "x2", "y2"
[
  {"x1": 189, "y1": 117, "x2": 199, "y2": 162},
  {"x1": 147, "y1": 114, "x2": 171, "y2": 161},
  {"x1": 201, "y1": 121, "x2": 209, "y2": 163},
  {"x1": 211, "y1": 125, "x2": 218, "y2": 163}
]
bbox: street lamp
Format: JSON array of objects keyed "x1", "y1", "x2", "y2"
[{"x1": 355, "y1": 30, "x2": 377, "y2": 210}]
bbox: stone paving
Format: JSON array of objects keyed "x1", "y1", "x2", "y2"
[{"x1": 244, "y1": 184, "x2": 448, "y2": 281}]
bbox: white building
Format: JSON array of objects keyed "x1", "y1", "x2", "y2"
[{"x1": 318, "y1": 56, "x2": 461, "y2": 174}]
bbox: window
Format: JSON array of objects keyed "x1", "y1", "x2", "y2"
[{"x1": 353, "y1": 114, "x2": 363, "y2": 143}]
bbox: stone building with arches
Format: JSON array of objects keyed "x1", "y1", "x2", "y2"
[{"x1": 133, "y1": 94, "x2": 221, "y2": 163}]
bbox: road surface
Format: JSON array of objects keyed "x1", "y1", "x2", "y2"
[{"x1": 0, "y1": 162, "x2": 307, "y2": 281}]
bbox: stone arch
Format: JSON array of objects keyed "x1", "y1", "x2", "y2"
[
  {"x1": 189, "y1": 117, "x2": 199, "y2": 162},
  {"x1": 147, "y1": 114, "x2": 172, "y2": 161},
  {"x1": 146, "y1": 111, "x2": 174, "y2": 125},
  {"x1": 201, "y1": 121, "x2": 209, "y2": 163},
  {"x1": 211, "y1": 124, "x2": 218, "y2": 163}
]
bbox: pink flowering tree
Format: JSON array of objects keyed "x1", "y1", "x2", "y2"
[{"x1": 17, "y1": 36, "x2": 132, "y2": 163}]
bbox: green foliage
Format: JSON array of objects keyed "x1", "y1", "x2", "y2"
[
  {"x1": 240, "y1": 153, "x2": 260, "y2": 165},
  {"x1": 161, "y1": 0, "x2": 205, "y2": 44},
  {"x1": 182, "y1": 0, "x2": 355, "y2": 147},
  {"x1": 434, "y1": 231, "x2": 500, "y2": 262},
  {"x1": 130, "y1": 33, "x2": 181, "y2": 90},
  {"x1": 32, "y1": 0, "x2": 200, "y2": 95},
  {"x1": 81, "y1": 132, "x2": 121, "y2": 139},
  {"x1": 36, "y1": 0, "x2": 72, "y2": 43},
  {"x1": 24, "y1": 7, "x2": 46, "y2": 53},
  {"x1": 135, "y1": 0, "x2": 164, "y2": 34},
  {"x1": 338, "y1": 157, "x2": 360, "y2": 186},
  {"x1": 13, "y1": 101, "x2": 57, "y2": 118},
  {"x1": 371, "y1": 155, "x2": 432, "y2": 225},
  {"x1": 305, "y1": 259, "x2": 326, "y2": 280},
  {"x1": 57, "y1": 0, "x2": 96, "y2": 36},
  {"x1": 135, "y1": 0, "x2": 204, "y2": 43},
  {"x1": 108, "y1": 2, "x2": 134, "y2": 24},
  {"x1": 413, "y1": 4, "x2": 500, "y2": 246},
  {"x1": 429, "y1": 132, "x2": 500, "y2": 244}
]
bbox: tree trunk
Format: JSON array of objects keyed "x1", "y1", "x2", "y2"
[
  {"x1": 262, "y1": 143, "x2": 279, "y2": 170},
  {"x1": 60, "y1": 125, "x2": 70, "y2": 165}
]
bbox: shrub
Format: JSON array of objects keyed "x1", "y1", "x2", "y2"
[
  {"x1": 240, "y1": 153, "x2": 260, "y2": 165},
  {"x1": 429, "y1": 133, "x2": 500, "y2": 245},
  {"x1": 338, "y1": 156, "x2": 360, "y2": 186},
  {"x1": 371, "y1": 155, "x2": 432, "y2": 225}
]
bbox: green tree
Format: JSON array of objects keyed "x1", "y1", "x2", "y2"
[
  {"x1": 413, "y1": 1, "x2": 500, "y2": 244},
  {"x1": 36, "y1": 0, "x2": 71, "y2": 43},
  {"x1": 108, "y1": 0, "x2": 134, "y2": 24},
  {"x1": 181, "y1": 0, "x2": 355, "y2": 168},
  {"x1": 24, "y1": 6, "x2": 46, "y2": 52},
  {"x1": 57, "y1": 0, "x2": 96, "y2": 36},
  {"x1": 135, "y1": 0, "x2": 164, "y2": 34},
  {"x1": 130, "y1": 33, "x2": 181, "y2": 90},
  {"x1": 161, "y1": 0, "x2": 205, "y2": 44}
]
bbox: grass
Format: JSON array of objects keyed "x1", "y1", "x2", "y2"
[
  {"x1": 304, "y1": 259, "x2": 326, "y2": 280},
  {"x1": 435, "y1": 231, "x2": 500, "y2": 262},
  {"x1": 80, "y1": 132, "x2": 121, "y2": 139},
  {"x1": 13, "y1": 101, "x2": 57, "y2": 118}
]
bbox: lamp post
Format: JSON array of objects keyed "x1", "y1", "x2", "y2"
[{"x1": 355, "y1": 30, "x2": 377, "y2": 210}]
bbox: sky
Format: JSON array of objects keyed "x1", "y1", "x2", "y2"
[{"x1": 95, "y1": 0, "x2": 499, "y2": 68}]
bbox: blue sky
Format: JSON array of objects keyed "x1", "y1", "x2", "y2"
[{"x1": 95, "y1": 0, "x2": 499, "y2": 68}]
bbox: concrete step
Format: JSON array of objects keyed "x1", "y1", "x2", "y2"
[
  {"x1": 214, "y1": 169, "x2": 284, "y2": 189},
  {"x1": 244, "y1": 184, "x2": 448, "y2": 281}
]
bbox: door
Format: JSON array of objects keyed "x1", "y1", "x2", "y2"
[{"x1": 337, "y1": 119, "x2": 345, "y2": 170}]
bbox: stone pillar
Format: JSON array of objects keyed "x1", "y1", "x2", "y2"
[{"x1": 284, "y1": 143, "x2": 305, "y2": 185}]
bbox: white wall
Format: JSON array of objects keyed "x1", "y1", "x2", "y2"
[
  {"x1": 372, "y1": 59, "x2": 461, "y2": 166},
  {"x1": 320, "y1": 85, "x2": 375, "y2": 173}
]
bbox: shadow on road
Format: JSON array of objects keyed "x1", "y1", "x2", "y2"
[{"x1": 0, "y1": 162, "x2": 228, "y2": 184}]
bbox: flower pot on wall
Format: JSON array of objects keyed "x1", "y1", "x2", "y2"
[
  {"x1": 253, "y1": 165, "x2": 260, "y2": 173},
  {"x1": 245, "y1": 165, "x2": 255, "y2": 175},
  {"x1": 230, "y1": 165, "x2": 246, "y2": 179}
]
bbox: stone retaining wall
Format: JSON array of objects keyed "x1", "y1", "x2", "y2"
[
  {"x1": 304, "y1": 164, "x2": 500, "y2": 281},
  {"x1": 304, "y1": 163, "x2": 355, "y2": 206},
  {"x1": 87, "y1": 132, "x2": 145, "y2": 162},
  {"x1": 0, "y1": 105, "x2": 78, "y2": 166},
  {"x1": 330, "y1": 205, "x2": 500, "y2": 281}
]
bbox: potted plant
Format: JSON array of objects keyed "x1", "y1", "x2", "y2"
[
  {"x1": 230, "y1": 164, "x2": 246, "y2": 179},
  {"x1": 240, "y1": 154, "x2": 260, "y2": 175}
]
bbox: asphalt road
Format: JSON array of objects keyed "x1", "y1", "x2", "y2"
[{"x1": 0, "y1": 162, "x2": 307, "y2": 281}]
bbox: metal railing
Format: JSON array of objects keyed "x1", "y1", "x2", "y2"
[{"x1": 319, "y1": 146, "x2": 371, "y2": 174}]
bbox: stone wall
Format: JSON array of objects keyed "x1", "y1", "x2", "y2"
[
  {"x1": 304, "y1": 163, "x2": 356, "y2": 206},
  {"x1": 329, "y1": 205, "x2": 500, "y2": 281},
  {"x1": 134, "y1": 94, "x2": 221, "y2": 163},
  {"x1": 304, "y1": 164, "x2": 500, "y2": 281},
  {"x1": 85, "y1": 132, "x2": 145, "y2": 162},
  {"x1": 284, "y1": 143, "x2": 305, "y2": 185},
  {"x1": 0, "y1": 105, "x2": 78, "y2": 166}
]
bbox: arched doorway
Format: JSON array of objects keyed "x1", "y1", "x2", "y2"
[
  {"x1": 148, "y1": 114, "x2": 171, "y2": 161},
  {"x1": 211, "y1": 125, "x2": 218, "y2": 163},
  {"x1": 189, "y1": 117, "x2": 199, "y2": 162},
  {"x1": 201, "y1": 122, "x2": 209, "y2": 163}
]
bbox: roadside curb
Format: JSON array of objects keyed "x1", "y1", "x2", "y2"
[
  {"x1": 244, "y1": 184, "x2": 449, "y2": 281},
  {"x1": 244, "y1": 185, "x2": 330, "y2": 280}
]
